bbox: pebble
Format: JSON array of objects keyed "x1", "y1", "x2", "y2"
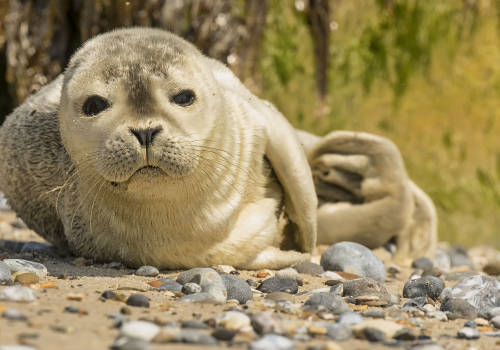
[
  {"x1": 120, "y1": 321, "x2": 160, "y2": 341},
  {"x1": 250, "y1": 312, "x2": 286, "y2": 335},
  {"x1": 304, "y1": 293, "x2": 350, "y2": 314},
  {"x1": 177, "y1": 268, "x2": 227, "y2": 302},
  {"x1": 212, "y1": 327, "x2": 237, "y2": 341},
  {"x1": 265, "y1": 292, "x2": 296, "y2": 303},
  {"x1": 342, "y1": 277, "x2": 392, "y2": 303},
  {"x1": 439, "y1": 286, "x2": 452, "y2": 302},
  {"x1": 111, "y1": 337, "x2": 152, "y2": 350},
  {"x1": 66, "y1": 293, "x2": 84, "y2": 301},
  {"x1": 246, "y1": 279, "x2": 258, "y2": 287},
  {"x1": 364, "y1": 309, "x2": 385, "y2": 318},
  {"x1": 403, "y1": 296, "x2": 428, "y2": 308},
  {"x1": 126, "y1": 294, "x2": 149, "y2": 308},
  {"x1": 445, "y1": 275, "x2": 500, "y2": 309},
  {"x1": 276, "y1": 267, "x2": 300, "y2": 279},
  {"x1": 448, "y1": 251, "x2": 473, "y2": 268},
  {"x1": 213, "y1": 265, "x2": 235, "y2": 274},
  {"x1": 321, "y1": 271, "x2": 346, "y2": 281},
  {"x1": 360, "y1": 327, "x2": 385, "y2": 342},
  {"x1": 178, "y1": 292, "x2": 219, "y2": 303},
  {"x1": 457, "y1": 327, "x2": 480, "y2": 339},
  {"x1": 322, "y1": 323, "x2": 351, "y2": 341},
  {"x1": 422, "y1": 267, "x2": 443, "y2": 277},
  {"x1": 135, "y1": 266, "x2": 159, "y2": 277},
  {"x1": 320, "y1": 242, "x2": 386, "y2": 283},
  {"x1": 441, "y1": 299, "x2": 479, "y2": 319},
  {"x1": 329, "y1": 284, "x2": 343, "y2": 295},
  {"x1": 0, "y1": 261, "x2": 12, "y2": 283},
  {"x1": 215, "y1": 311, "x2": 250, "y2": 331},
  {"x1": 65, "y1": 306, "x2": 80, "y2": 314},
  {"x1": 412, "y1": 257, "x2": 434, "y2": 269},
  {"x1": 490, "y1": 315, "x2": 500, "y2": 328},
  {"x1": 0, "y1": 286, "x2": 37, "y2": 302},
  {"x1": 465, "y1": 320, "x2": 477, "y2": 328},
  {"x1": 337, "y1": 312, "x2": 363, "y2": 325},
  {"x1": 2, "y1": 308, "x2": 28, "y2": 321},
  {"x1": 177, "y1": 330, "x2": 218, "y2": 346},
  {"x1": 352, "y1": 320, "x2": 403, "y2": 339},
  {"x1": 402, "y1": 276, "x2": 444, "y2": 300},
  {"x1": 433, "y1": 249, "x2": 451, "y2": 271},
  {"x1": 102, "y1": 291, "x2": 117, "y2": 300},
  {"x1": 20, "y1": 241, "x2": 54, "y2": 257},
  {"x1": 256, "y1": 269, "x2": 274, "y2": 278},
  {"x1": 14, "y1": 273, "x2": 39, "y2": 285},
  {"x1": 221, "y1": 275, "x2": 253, "y2": 305},
  {"x1": 483, "y1": 260, "x2": 500, "y2": 275},
  {"x1": 249, "y1": 334, "x2": 296, "y2": 350},
  {"x1": 257, "y1": 277, "x2": 298, "y2": 294},
  {"x1": 158, "y1": 279, "x2": 182, "y2": 292},
  {"x1": 74, "y1": 257, "x2": 86, "y2": 267},
  {"x1": 426, "y1": 312, "x2": 448, "y2": 321},
  {"x1": 443, "y1": 271, "x2": 478, "y2": 281},
  {"x1": 181, "y1": 320, "x2": 211, "y2": 330},
  {"x1": 293, "y1": 262, "x2": 324, "y2": 275},
  {"x1": 3, "y1": 259, "x2": 48, "y2": 277},
  {"x1": 182, "y1": 283, "x2": 202, "y2": 294},
  {"x1": 478, "y1": 307, "x2": 500, "y2": 320},
  {"x1": 109, "y1": 313, "x2": 130, "y2": 328},
  {"x1": 108, "y1": 262, "x2": 124, "y2": 269}
]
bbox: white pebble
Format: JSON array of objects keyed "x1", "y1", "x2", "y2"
[{"x1": 120, "y1": 321, "x2": 160, "y2": 342}]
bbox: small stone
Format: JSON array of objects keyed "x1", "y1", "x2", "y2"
[
  {"x1": 457, "y1": 327, "x2": 480, "y2": 339},
  {"x1": 444, "y1": 275, "x2": 500, "y2": 309},
  {"x1": 325, "y1": 280, "x2": 343, "y2": 287},
  {"x1": 213, "y1": 265, "x2": 235, "y2": 274},
  {"x1": 111, "y1": 336, "x2": 152, "y2": 350},
  {"x1": 102, "y1": 291, "x2": 117, "y2": 300},
  {"x1": 58, "y1": 273, "x2": 69, "y2": 279},
  {"x1": 0, "y1": 286, "x2": 37, "y2": 302},
  {"x1": 246, "y1": 279, "x2": 258, "y2": 287},
  {"x1": 323, "y1": 323, "x2": 352, "y2": 341},
  {"x1": 403, "y1": 296, "x2": 428, "y2": 308},
  {"x1": 448, "y1": 251, "x2": 473, "y2": 268},
  {"x1": 308, "y1": 324, "x2": 328, "y2": 335},
  {"x1": 120, "y1": 321, "x2": 160, "y2": 341},
  {"x1": 320, "y1": 242, "x2": 386, "y2": 283},
  {"x1": 256, "y1": 269, "x2": 274, "y2": 278},
  {"x1": 412, "y1": 257, "x2": 433, "y2": 269},
  {"x1": 393, "y1": 328, "x2": 416, "y2": 341},
  {"x1": 433, "y1": 249, "x2": 451, "y2": 271},
  {"x1": 276, "y1": 267, "x2": 300, "y2": 279},
  {"x1": 441, "y1": 299, "x2": 479, "y2": 319},
  {"x1": 387, "y1": 264, "x2": 401, "y2": 275},
  {"x1": 352, "y1": 320, "x2": 403, "y2": 339},
  {"x1": 250, "y1": 312, "x2": 286, "y2": 335},
  {"x1": 3, "y1": 259, "x2": 48, "y2": 277},
  {"x1": 426, "y1": 312, "x2": 448, "y2": 321},
  {"x1": 293, "y1": 262, "x2": 324, "y2": 275},
  {"x1": 74, "y1": 257, "x2": 86, "y2": 267},
  {"x1": 439, "y1": 286, "x2": 452, "y2": 302},
  {"x1": 212, "y1": 327, "x2": 237, "y2": 341},
  {"x1": 484, "y1": 261, "x2": 500, "y2": 275},
  {"x1": 215, "y1": 311, "x2": 250, "y2": 331},
  {"x1": 178, "y1": 292, "x2": 219, "y2": 303},
  {"x1": 361, "y1": 328, "x2": 385, "y2": 342},
  {"x1": 304, "y1": 293, "x2": 350, "y2": 314},
  {"x1": 257, "y1": 277, "x2": 298, "y2": 294},
  {"x1": 20, "y1": 242, "x2": 54, "y2": 257},
  {"x1": 478, "y1": 307, "x2": 500, "y2": 320},
  {"x1": 0, "y1": 261, "x2": 12, "y2": 282},
  {"x1": 2, "y1": 308, "x2": 28, "y2": 321},
  {"x1": 364, "y1": 309, "x2": 385, "y2": 318},
  {"x1": 51, "y1": 325, "x2": 75, "y2": 334},
  {"x1": 402, "y1": 276, "x2": 444, "y2": 300},
  {"x1": 182, "y1": 283, "x2": 202, "y2": 295},
  {"x1": 108, "y1": 262, "x2": 124, "y2": 270},
  {"x1": 321, "y1": 271, "x2": 347, "y2": 281},
  {"x1": 177, "y1": 268, "x2": 227, "y2": 302},
  {"x1": 152, "y1": 327, "x2": 180, "y2": 343},
  {"x1": 249, "y1": 334, "x2": 296, "y2": 350},
  {"x1": 65, "y1": 306, "x2": 80, "y2": 314},
  {"x1": 134, "y1": 266, "x2": 159, "y2": 277},
  {"x1": 148, "y1": 281, "x2": 164, "y2": 288},
  {"x1": 265, "y1": 292, "x2": 296, "y2": 303},
  {"x1": 126, "y1": 294, "x2": 149, "y2": 308},
  {"x1": 422, "y1": 267, "x2": 442, "y2": 277},
  {"x1": 66, "y1": 293, "x2": 84, "y2": 301},
  {"x1": 337, "y1": 312, "x2": 363, "y2": 325},
  {"x1": 158, "y1": 279, "x2": 182, "y2": 292},
  {"x1": 475, "y1": 317, "x2": 489, "y2": 326},
  {"x1": 490, "y1": 315, "x2": 500, "y2": 328},
  {"x1": 355, "y1": 295, "x2": 379, "y2": 302},
  {"x1": 423, "y1": 304, "x2": 435, "y2": 312},
  {"x1": 182, "y1": 320, "x2": 212, "y2": 330},
  {"x1": 342, "y1": 277, "x2": 392, "y2": 303},
  {"x1": 465, "y1": 320, "x2": 477, "y2": 328},
  {"x1": 443, "y1": 271, "x2": 478, "y2": 281},
  {"x1": 14, "y1": 273, "x2": 39, "y2": 285},
  {"x1": 221, "y1": 275, "x2": 253, "y2": 305},
  {"x1": 177, "y1": 330, "x2": 218, "y2": 346},
  {"x1": 329, "y1": 284, "x2": 343, "y2": 295},
  {"x1": 39, "y1": 282, "x2": 56, "y2": 289}
]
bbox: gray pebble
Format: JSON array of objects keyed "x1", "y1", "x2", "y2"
[
  {"x1": 257, "y1": 277, "x2": 298, "y2": 294},
  {"x1": 2, "y1": 308, "x2": 27, "y2": 321},
  {"x1": 249, "y1": 334, "x2": 296, "y2": 350},
  {"x1": 464, "y1": 320, "x2": 477, "y2": 328},
  {"x1": 178, "y1": 269, "x2": 227, "y2": 302},
  {"x1": 433, "y1": 249, "x2": 451, "y2": 271},
  {"x1": 109, "y1": 313, "x2": 130, "y2": 328},
  {"x1": 304, "y1": 293, "x2": 350, "y2": 314},
  {"x1": 439, "y1": 286, "x2": 452, "y2": 302},
  {"x1": 182, "y1": 283, "x2": 202, "y2": 295},
  {"x1": 364, "y1": 309, "x2": 385, "y2": 318},
  {"x1": 221, "y1": 275, "x2": 253, "y2": 305},
  {"x1": 2, "y1": 259, "x2": 48, "y2": 277},
  {"x1": 265, "y1": 292, "x2": 296, "y2": 303},
  {"x1": 441, "y1": 299, "x2": 479, "y2": 319},
  {"x1": 176, "y1": 268, "x2": 215, "y2": 285},
  {"x1": 425, "y1": 312, "x2": 448, "y2": 322},
  {"x1": 337, "y1": 312, "x2": 363, "y2": 325},
  {"x1": 457, "y1": 327, "x2": 480, "y2": 339},
  {"x1": 250, "y1": 312, "x2": 286, "y2": 335},
  {"x1": 126, "y1": 294, "x2": 149, "y2": 308},
  {"x1": 276, "y1": 267, "x2": 300, "y2": 279},
  {"x1": 403, "y1": 296, "x2": 428, "y2": 308},
  {"x1": 102, "y1": 291, "x2": 117, "y2": 299},
  {"x1": 20, "y1": 241, "x2": 54, "y2": 257},
  {"x1": 0, "y1": 261, "x2": 12, "y2": 283},
  {"x1": 403, "y1": 276, "x2": 444, "y2": 300},
  {"x1": 362, "y1": 327, "x2": 385, "y2": 342},
  {"x1": 246, "y1": 279, "x2": 258, "y2": 287},
  {"x1": 448, "y1": 252, "x2": 473, "y2": 268},
  {"x1": 182, "y1": 320, "x2": 212, "y2": 329},
  {"x1": 443, "y1": 271, "x2": 478, "y2": 281},
  {"x1": 329, "y1": 283, "x2": 343, "y2": 295},
  {"x1": 211, "y1": 327, "x2": 237, "y2": 341},
  {"x1": 178, "y1": 292, "x2": 218, "y2": 303},
  {"x1": 65, "y1": 306, "x2": 80, "y2": 314},
  {"x1": 158, "y1": 280, "x2": 182, "y2": 292},
  {"x1": 324, "y1": 323, "x2": 352, "y2": 340},
  {"x1": 444, "y1": 275, "x2": 500, "y2": 310},
  {"x1": 490, "y1": 315, "x2": 500, "y2": 328},
  {"x1": 293, "y1": 262, "x2": 324, "y2": 275},
  {"x1": 108, "y1": 262, "x2": 124, "y2": 270},
  {"x1": 412, "y1": 257, "x2": 433, "y2": 269},
  {"x1": 0, "y1": 286, "x2": 37, "y2": 302},
  {"x1": 111, "y1": 337, "x2": 151, "y2": 350},
  {"x1": 320, "y1": 242, "x2": 386, "y2": 283},
  {"x1": 478, "y1": 307, "x2": 500, "y2": 320},
  {"x1": 177, "y1": 330, "x2": 218, "y2": 346},
  {"x1": 135, "y1": 266, "x2": 159, "y2": 277},
  {"x1": 342, "y1": 277, "x2": 392, "y2": 303}
]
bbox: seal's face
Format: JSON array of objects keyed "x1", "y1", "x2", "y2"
[{"x1": 59, "y1": 29, "x2": 223, "y2": 195}]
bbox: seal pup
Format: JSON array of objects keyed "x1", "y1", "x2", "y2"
[{"x1": 0, "y1": 28, "x2": 317, "y2": 269}]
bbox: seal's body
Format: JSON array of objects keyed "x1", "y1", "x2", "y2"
[{"x1": 0, "y1": 28, "x2": 436, "y2": 268}]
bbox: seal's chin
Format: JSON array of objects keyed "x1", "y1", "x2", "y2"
[{"x1": 131, "y1": 165, "x2": 166, "y2": 179}]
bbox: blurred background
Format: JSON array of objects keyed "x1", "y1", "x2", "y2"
[{"x1": 0, "y1": 0, "x2": 499, "y2": 248}]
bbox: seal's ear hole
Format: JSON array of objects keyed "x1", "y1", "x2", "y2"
[
  {"x1": 83, "y1": 96, "x2": 109, "y2": 116},
  {"x1": 172, "y1": 90, "x2": 196, "y2": 107}
]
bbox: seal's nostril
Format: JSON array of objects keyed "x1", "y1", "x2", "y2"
[{"x1": 130, "y1": 127, "x2": 162, "y2": 148}]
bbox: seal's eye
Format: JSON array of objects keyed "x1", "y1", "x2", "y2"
[
  {"x1": 173, "y1": 90, "x2": 196, "y2": 107},
  {"x1": 83, "y1": 96, "x2": 109, "y2": 116}
]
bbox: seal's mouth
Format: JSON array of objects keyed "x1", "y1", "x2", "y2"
[{"x1": 133, "y1": 165, "x2": 165, "y2": 177}]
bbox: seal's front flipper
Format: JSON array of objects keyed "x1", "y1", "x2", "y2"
[{"x1": 236, "y1": 246, "x2": 310, "y2": 270}]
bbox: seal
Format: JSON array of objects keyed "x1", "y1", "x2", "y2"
[
  {"x1": 0, "y1": 28, "x2": 317, "y2": 269},
  {"x1": 0, "y1": 27, "x2": 436, "y2": 268}
]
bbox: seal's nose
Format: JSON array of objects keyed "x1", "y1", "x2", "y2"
[{"x1": 130, "y1": 127, "x2": 162, "y2": 148}]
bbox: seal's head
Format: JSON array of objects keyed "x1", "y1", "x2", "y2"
[{"x1": 59, "y1": 28, "x2": 225, "y2": 197}]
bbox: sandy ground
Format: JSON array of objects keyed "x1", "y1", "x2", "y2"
[{"x1": 0, "y1": 208, "x2": 498, "y2": 350}]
